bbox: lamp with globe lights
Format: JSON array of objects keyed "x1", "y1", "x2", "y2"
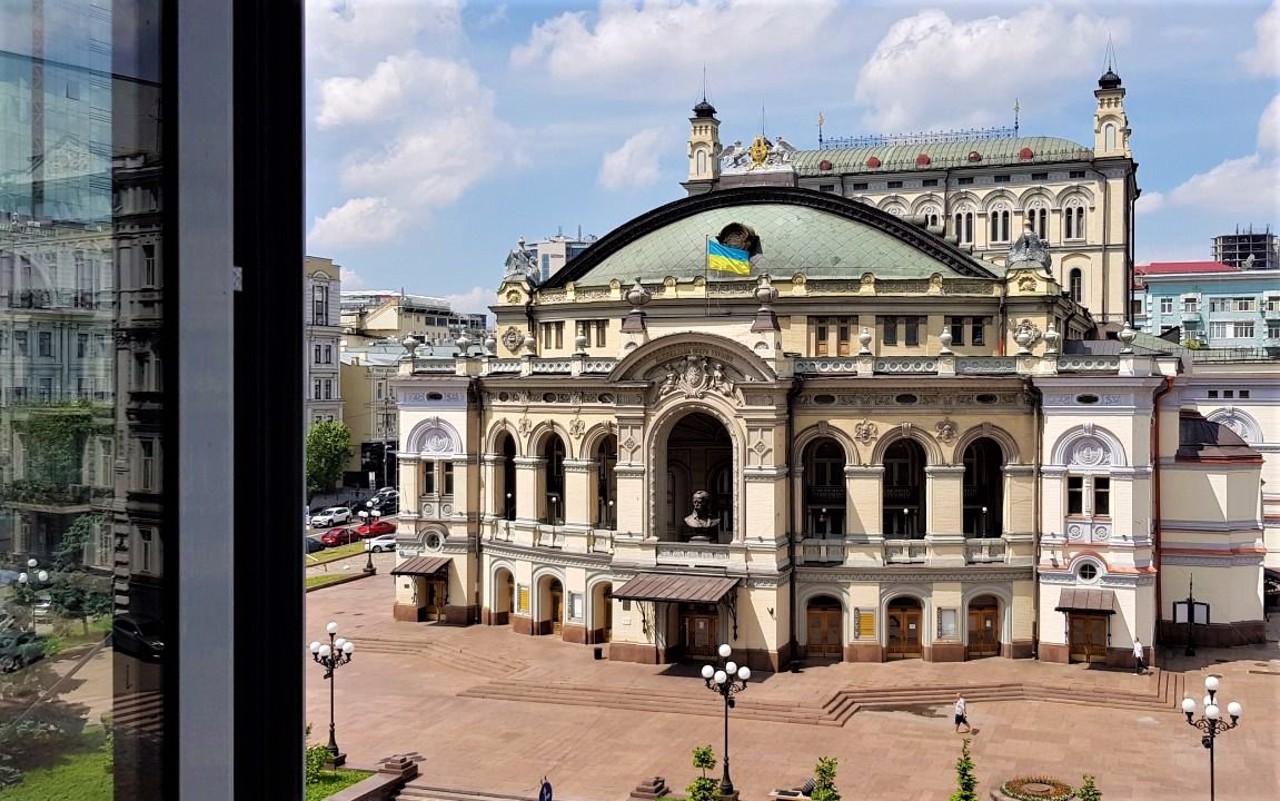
[
  {"x1": 1181, "y1": 675, "x2": 1242, "y2": 801},
  {"x1": 309, "y1": 621, "x2": 355, "y2": 765},
  {"x1": 700, "y1": 643, "x2": 751, "y2": 797},
  {"x1": 17, "y1": 558, "x2": 50, "y2": 631}
]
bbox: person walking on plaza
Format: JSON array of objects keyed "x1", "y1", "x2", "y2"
[
  {"x1": 1133, "y1": 637, "x2": 1146, "y2": 675},
  {"x1": 953, "y1": 693, "x2": 971, "y2": 733}
]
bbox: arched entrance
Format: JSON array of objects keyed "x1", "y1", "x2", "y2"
[
  {"x1": 805, "y1": 596, "x2": 843, "y2": 660},
  {"x1": 883, "y1": 440, "x2": 926, "y2": 538},
  {"x1": 665, "y1": 412, "x2": 733, "y2": 541},
  {"x1": 804, "y1": 439, "x2": 847, "y2": 536},
  {"x1": 492, "y1": 567, "x2": 514, "y2": 625},
  {"x1": 966, "y1": 595, "x2": 1001, "y2": 659},
  {"x1": 538, "y1": 576, "x2": 564, "y2": 636},
  {"x1": 886, "y1": 597, "x2": 923, "y2": 659},
  {"x1": 591, "y1": 582, "x2": 613, "y2": 643}
]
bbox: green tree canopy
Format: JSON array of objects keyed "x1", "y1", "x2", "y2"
[{"x1": 306, "y1": 421, "x2": 352, "y2": 495}]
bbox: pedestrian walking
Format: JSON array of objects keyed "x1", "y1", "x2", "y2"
[
  {"x1": 953, "y1": 692, "x2": 971, "y2": 733},
  {"x1": 1133, "y1": 637, "x2": 1146, "y2": 675}
]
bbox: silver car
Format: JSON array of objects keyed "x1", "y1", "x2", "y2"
[
  {"x1": 309, "y1": 506, "x2": 352, "y2": 527},
  {"x1": 365, "y1": 533, "x2": 398, "y2": 553}
]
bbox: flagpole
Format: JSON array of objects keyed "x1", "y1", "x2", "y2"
[{"x1": 705, "y1": 234, "x2": 711, "y2": 318}]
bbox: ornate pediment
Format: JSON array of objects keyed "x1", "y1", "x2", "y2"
[{"x1": 652, "y1": 355, "x2": 744, "y2": 405}]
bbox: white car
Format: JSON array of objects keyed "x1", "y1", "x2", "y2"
[
  {"x1": 365, "y1": 533, "x2": 398, "y2": 553},
  {"x1": 310, "y1": 506, "x2": 352, "y2": 527}
]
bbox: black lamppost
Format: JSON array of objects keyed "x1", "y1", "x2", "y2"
[
  {"x1": 361, "y1": 503, "x2": 378, "y2": 575},
  {"x1": 309, "y1": 621, "x2": 355, "y2": 765},
  {"x1": 17, "y1": 558, "x2": 50, "y2": 631},
  {"x1": 700, "y1": 643, "x2": 751, "y2": 797},
  {"x1": 1184, "y1": 576, "x2": 1197, "y2": 657},
  {"x1": 1181, "y1": 675, "x2": 1242, "y2": 801}
]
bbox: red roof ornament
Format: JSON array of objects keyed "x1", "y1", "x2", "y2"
[
  {"x1": 1019, "y1": 147, "x2": 1034, "y2": 160},
  {"x1": 916, "y1": 153, "x2": 931, "y2": 166},
  {"x1": 819, "y1": 159, "x2": 832, "y2": 171},
  {"x1": 866, "y1": 156, "x2": 881, "y2": 169},
  {"x1": 967, "y1": 151, "x2": 982, "y2": 162}
]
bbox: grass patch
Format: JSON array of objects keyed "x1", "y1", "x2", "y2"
[
  {"x1": 2, "y1": 727, "x2": 110, "y2": 801},
  {"x1": 305, "y1": 572, "x2": 362, "y2": 590},
  {"x1": 305, "y1": 541, "x2": 368, "y2": 567},
  {"x1": 306, "y1": 768, "x2": 372, "y2": 800}
]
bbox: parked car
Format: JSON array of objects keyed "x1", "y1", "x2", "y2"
[
  {"x1": 310, "y1": 506, "x2": 352, "y2": 527},
  {"x1": 304, "y1": 536, "x2": 325, "y2": 554},
  {"x1": 370, "y1": 497, "x2": 398, "y2": 515},
  {"x1": 354, "y1": 519, "x2": 396, "y2": 538},
  {"x1": 320, "y1": 526, "x2": 360, "y2": 547},
  {"x1": 346, "y1": 497, "x2": 373, "y2": 513},
  {"x1": 372, "y1": 486, "x2": 396, "y2": 498},
  {"x1": 365, "y1": 533, "x2": 398, "y2": 553},
  {"x1": 112, "y1": 615, "x2": 164, "y2": 662},
  {"x1": 0, "y1": 630, "x2": 45, "y2": 672}
]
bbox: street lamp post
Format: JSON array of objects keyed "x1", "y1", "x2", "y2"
[
  {"x1": 1184, "y1": 576, "x2": 1197, "y2": 657},
  {"x1": 17, "y1": 558, "x2": 50, "y2": 631},
  {"x1": 309, "y1": 621, "x2": 355, "y2": 766},
  {"x1": 700, "y1": 643, "x2": 751, "y2": 797},
  {"x1": 1181, "y1": 676, "x2": 1243, "y2": 801}
]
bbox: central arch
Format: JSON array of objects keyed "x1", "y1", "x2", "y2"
[{"x1": 663, "y1": 411, "x2": 734, "y2": 542}]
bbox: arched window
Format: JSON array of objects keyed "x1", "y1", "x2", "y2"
[
  {"x1": 1104, "y1": 123, "x2": 1116, "y2": 152},
  {"x1": 1064, "y1": 199, "x2": 1086, "y2": 240},
  {"x1": 953, "y1": 205, "x2": 975, "y2": 245},
  {"x1": 1026, "y1": 200, "x2": 1048, "y2": 239},
  {"x1": 596, "y1": 435, "x2": 617, "y2": 529},
  {"x1": 500, "y1": 434, "x2": 517, "y2": 520},
  {"x1": 989, "y1": 202, "x2": 1011, "y2": 243},
  {"x1": 695, "y1": 148, "x2": 707, "y2": 176},
  {"x1": 920, "y1": 205, "x2": 941, "y2": 228},
  {"x1": 543, "y1": 435, "x2": 566, "y2": 524},
  {"x1": 804, "y1": 439, "x2": 846, "y2": 536},
  {"x1": 882, "y1": 439, "x2": 926, "y2": 539},
  {"x1": 1069, "y1": 268, "x2": 1083, "y2": 303},
  {"x1": 884, "y1": 203, "x2": 906, "y2": 217},
  {"x1": 962, "y1": 438, "x2": 1004, "y2": 537}
]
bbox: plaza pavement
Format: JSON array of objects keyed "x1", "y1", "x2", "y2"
[{"x1": 308, "y1": 558, "x2": 1280, "y2": 801}]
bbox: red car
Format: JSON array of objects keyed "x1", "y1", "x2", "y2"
[
  {"x1": 354, "y1": 520, "x2": 396, "y2": 538},
  {"x1": 320, "y1": 526, "x2": 360, "y2": 547}
]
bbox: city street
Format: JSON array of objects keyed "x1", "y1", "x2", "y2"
[{"x1": 306, "y1": 571, "x2": 1280, "y2": 801}]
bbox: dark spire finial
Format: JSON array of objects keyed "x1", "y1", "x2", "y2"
[
  {"x1": 692, "y1": 66, "x2": 716, "y2": 117},
  {"x1": 1098, "y1": 33, "x2": 1122, "y2": 89}
]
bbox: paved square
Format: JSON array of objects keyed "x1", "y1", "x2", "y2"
[{"x1": 307, "y1": 558, "x2": 1280, "y2": 801}]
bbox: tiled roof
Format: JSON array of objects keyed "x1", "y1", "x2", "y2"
[
  {"x1": 572, "y1": 202, "x2": 992, "y2": 285},
  {"x1": 792, "y1": 136, "x2": 1091, "y2": 176},
  {"x1": 1136, "y1": 261, "x2": 1238, "y2": 275},
  {"x1": 613, "y1": 573, "x2": 739, "y2": 604}
]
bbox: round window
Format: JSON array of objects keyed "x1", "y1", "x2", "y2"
[
  {"x1": 895, "y1": 393, "x2": 918, "y2": 405},
  {"x1": 1076, "y1": 394, "x2": 1100, "y2": 405},
  {"x1": 424, "y1": 532, "x2": 443, "y2": 552},
  {"x1": 543, "y1": 392, "x2": 556, "y2": 403},
  {"x1": 427, "y1": 392, "x2": 443, "y2": 401},
  {"x1": 813, "y1": 394, "x2": 836, "y2": 405},
  {"x1": 497, "y1": 391, "x2": 510, "y2": 402},
  {"x1": 975, "y1": 393, "x2": 998, "y2": 405},
  {"x1": 1077, "y1": 563, "x2": 1098, "y2": 581}
]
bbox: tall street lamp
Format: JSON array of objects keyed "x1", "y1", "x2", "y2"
[
  {"x1": 18, "y1": 558, "x2": 50, "y2": 631},
  {"x1": 700, "y1": 643, "x2": 751, "y2": 797},
  {"x1": 1181, "y1": 675, "x2": 1243, "y2": 801},
  {"x1": 362, "y1": 503, "x2": 379, "y2": 575},
  {"x1": 309, "y1": 621, "x2": 355, "y2": 765}
]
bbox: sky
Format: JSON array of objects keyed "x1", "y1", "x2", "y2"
[{"x1": 304, "y1": 0, "x2": 1280, "y2": 317}]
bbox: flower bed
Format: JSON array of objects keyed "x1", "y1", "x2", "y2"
[{"x1": 999, "y1": 775, "x2": 1074, "y2": 801}]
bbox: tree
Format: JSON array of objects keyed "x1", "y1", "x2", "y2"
[
  {"x1": 1077, "y1": 774, "x2": 1102, "y2": 801},
  {"x1": 686, "y1": 745, "x2": 719, "y2": 801},
  {"x1": 811, "y1": 756, "x2": 840, "y2": 801},
  {"x1": 46, "y1": 514, "x2": 113, "y2": 634},
  {"x1": 950, "y1": 738, "x2": 978, "y2": 801},
  {"x1": 306, "y1": 421, "x2": 352, "y2": 495}
]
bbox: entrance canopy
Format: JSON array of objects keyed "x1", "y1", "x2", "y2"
[
  {"x1": 1054, "y1": 588, "x2": 1117, "y2": 615},
  {"x1": 390, "y1": 556, "x2": 450, "y2": 577},
  {"x1": 613, "y1": 573, "x2": 739, "y2": 604}
]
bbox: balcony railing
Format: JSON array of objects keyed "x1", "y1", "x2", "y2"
[
  {"x1": 964, "y1": 538, "x2": 1007, "y2": 564},
  {"x1": 883, "y1": 539, "x2": 927, "y2": 564},
  {"x1": 799, "y1": 537, "x2": 845, "y2": 565}
]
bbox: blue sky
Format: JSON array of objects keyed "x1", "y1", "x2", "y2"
[{"x1": 305, "y1": 0, "x2": 1280, "y2": 316}]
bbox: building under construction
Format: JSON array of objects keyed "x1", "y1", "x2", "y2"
[{"x1": 1212, "y1": 225, "x2": 1277, "y2": 270}]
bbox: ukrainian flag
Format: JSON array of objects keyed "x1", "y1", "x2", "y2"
[{"x1": 707, "y1": 239, "x2": 751, "y2": 275}]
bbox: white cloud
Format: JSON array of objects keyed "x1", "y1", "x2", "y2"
[
  {"x1": 1239, "y1": 0, "x2": 1279, "y2": 77},
  {"x1": 308, "y1": 197, "x2": 408, "y2": 248},
  {"x1": 854, "y1": 7, "x2": 1126, "y2": 131},
  {"x1": 305, "y1": 0, "x2": 462, "y2": 74},
  {"x1": 511, "y1": 0, "x2": 840, "y2": 96},
  {"x1": 1259, "y1": 94, "x2": 1280, "y2": 151},
  {"x1": 1165, "y1": 154, "x2": 1280, "y2": 218},
  {"x1": 339, "y1": 267, "x2": 366, "y2": 289},
  {"x1": 316, "y1": 53, "x2": 484, "y2": 129},
  {"x1": 598, "y1": 127, "x2": 669, "y2": 190},
  {"x1": 442, "y1": 286, "x2": 494, "y2": 317},
  {"x1": 1135, "y1": 190, "x2": 1165, "y2": 216},
  {"x1": 477, "y1": 3, "x2": 508, "y2": 29}
]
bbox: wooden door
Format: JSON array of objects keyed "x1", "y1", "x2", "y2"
[
  {"x1": 426, "y1": 580, "x2": 446, "y2": 623},
  {"x1": 504, "y1": 574, "x2": 514, "y2": 622},
  {"x1": 682, "y1": 613, "x2": 718, "y2": 659},
  {"x1": 1069, "y1": 615, "x2": 1108, "y2": 663},
  {"x1": 550, "y1": 585, "x2": 564, "y2": 635},
  {"x1": 887, "y1": 605, "x2": 923, "y2": 659},
  {"x1": 967, "y1": 605, "x2": 1000, "y2": 658},
  {"x1": 602, "y1": 595, "x2": 613, "y2": 642},
  {"x1": 806, "y1": 600, "x2": 843, "y2": 658}
]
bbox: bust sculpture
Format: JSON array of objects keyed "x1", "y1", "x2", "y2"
[{"x1": 682, "y1": 490, "x2": 720, "y2": 542}]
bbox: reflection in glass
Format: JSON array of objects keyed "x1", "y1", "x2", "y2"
[{"x1": 2, "y1": 1, "x2": 165, "y2": 796}]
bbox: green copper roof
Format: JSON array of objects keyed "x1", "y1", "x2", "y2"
[
  {"x1": 792, "y1": 136, "x2": 1091, "y2": 176},
  {"x1": 571, "y1": 202, "x2": 993, "y2": 285}
]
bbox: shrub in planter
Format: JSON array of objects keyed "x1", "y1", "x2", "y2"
[
  {"x1": 951, "y1": 738, "x2": 978, "y2": 801},
  {"x1": 686, "y1": 745, "x2": 719, "y2": 801},
  {"x1": 811, "y1": 756, "x2": 840, "y2": 801},
  {"x1": 1076, "y1": 774, "x2": 1102, "y2": 801},
  {"x1": 1000, "y1": 775, "x2": 1074, "y2": 801}
]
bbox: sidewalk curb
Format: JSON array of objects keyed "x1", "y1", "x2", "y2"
[{"x1": 306, "y1": 570, "x2": 378, "y2": 593}]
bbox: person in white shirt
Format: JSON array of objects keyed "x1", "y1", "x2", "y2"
[
  {"x1": 953, "y1": 693, "x2": 971, "y2": 733},
  {"x1": 1133, "y1": 637, "x2": 1146, "y2": 675}
]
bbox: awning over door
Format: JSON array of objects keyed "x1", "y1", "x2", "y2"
[
  {"x1": 390, "y1": 556, "x2": 451, "y2": 577},
  {"x1": 612, "y1": 573, "x2": 739, "y2": 604},
  {"x1": 1054, "y1": 588, "x2": 1117, "y2": 615}
]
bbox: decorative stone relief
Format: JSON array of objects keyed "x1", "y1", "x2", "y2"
[
  {"x1": 501, "y1": 326, "x2": 524, "y2": 353},
  {"x1": 934, "y1": 419, "x2": 958, "y2": 444},
  {"x1": 517, "y1": 416, "x2": 533, "y2": 436},
  {"x1": 1016, "y1": 273, "x2": 1037, "y2": 292},
  {"x1": 854, "y1": 419, "x2": 878, "y2": 444},
  {"x1": 1013, "y1": 318, "x2": 1042, "y2": 347},
  {"x1": 654, "y1": 355, "x2": 744, "y2": 405},
  {"x1": 568, "y1": 416, "x2": 585, "y2": 439},
  {"x1": 1069, "y1": 437, "x2": 1111, "y2": 467}
]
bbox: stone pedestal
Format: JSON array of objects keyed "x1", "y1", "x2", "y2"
[{"x1": 630, "y1": 776, "x2": 671, "y2": 800}]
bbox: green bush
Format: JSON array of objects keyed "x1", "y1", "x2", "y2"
[
  {"x1": 1077, "y1": 774, "x2": 1102, "y2": 801},
  {"x1": 811, "y1": 756, "x2": 840, "y2": 801},
  {"x1": 686, "y1": 745, "x2": 719, "y2": 801},
  {"x1": 950, "y1": 738, "x2": 978, "y2": 801},
  {"x1": 304, "y1": 744, "x2": 330, "y2": 785}
]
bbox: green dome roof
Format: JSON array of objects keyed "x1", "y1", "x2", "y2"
[
  {"x1": 793, "y1": 136, "x2": 1090, "y2": 175},
  {"x1": 545, "y1": 187, "x2": 996, "y2": 288}
]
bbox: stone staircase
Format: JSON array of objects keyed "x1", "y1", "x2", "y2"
[
  {"x1": 457, "y1": 669, "x2": 1184, "y2": 727},
  {"x1": 395, "y1": 781, "x2": 547, "y2": 801},
  {"x1": 356, "y1": 637, "x2": 528, "y2": 679}
]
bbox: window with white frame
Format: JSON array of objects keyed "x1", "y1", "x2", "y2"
[
  {"x1": 421, "y1": 460, "x2": 454, "y2": 498},
  {"x1": 1183, "y1": 296, "x2": 1198, "y2": 313},
  {"x1": 953, "y1": 206, "x2": 975, "y2": 245},
  {"x1": 1063, "y1": 199, "x2": 1086, "y2": 240},
  {"x1": 1066, "y1": 475, "x2": 1110, "y2": 517},
  {"x1": 142, "y1": 243, "x2": 157, "y2": 287},
  {"x1": 1069, "y1": 269, "x2": 1083, "y2": 303},
  {"x1": 139, "y1": 439, "x2": 157, "y2": 491},
  {"x1": 95, "y1": 520, "x2": 114, "y2": 569},
  {"x1": 1159, "y1": 297, "x2": 1173, "y2": 314},
  {"x1": 323, "y1": 379, "x2": 332, "y2": 400},
  {"x1": 323, "y1": 344, "x2": 332, "y2": 363},
  {"x1": 312, "y1": 379, "x2": 322, "y2": 399},
  {"x1": 1025, "y1": 201, "x2": 1048, "y2": 239},
  {"x1": 1233, "y1": 321, "x2": 1255, "y2": 338},
  {"x1": 311, "y1": 283, "x2": 328, "y2": 325},
  {"x1": 1209, "y1": 321, "x2": 1229, "y2": 339},
  {"x1": 137, "y1": 527, "x2": 156, "y2": 574},
  {"x1": 1268, "y1": 320, "x2": 1280, "y2": 339},
  {"x1": 313, "y1": 344, "x2": 322, "y2": 364},
  {"x1": 1266, "y1": 296, "x2": 1280, "y2": 312},
  {"x1": 988, "y1": 201, "x2": 1011, "y2": 243}
]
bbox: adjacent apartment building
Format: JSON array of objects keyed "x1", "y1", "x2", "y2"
[{"x1": 305, "y1": 256, "x2": 343, "y2": 427}]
